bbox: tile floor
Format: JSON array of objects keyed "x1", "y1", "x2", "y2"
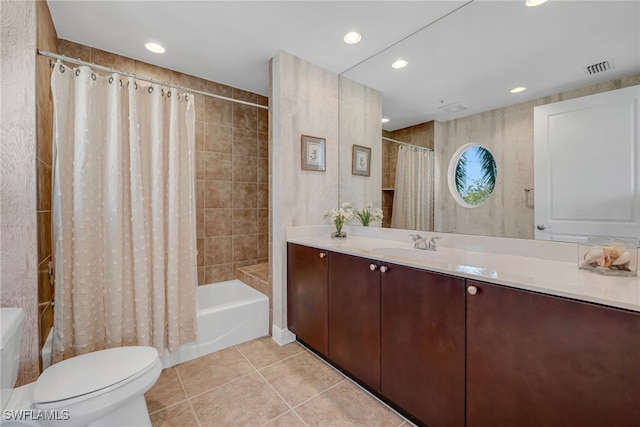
[{"x1": 145, "y1": 337, "x2": 411, "y2": 426}]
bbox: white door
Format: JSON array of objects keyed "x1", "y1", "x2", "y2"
[{"x1": 534, "y1": 85, "x2": 640, "y2": 243}]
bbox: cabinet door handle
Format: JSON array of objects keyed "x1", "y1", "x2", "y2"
[
  {"x1": 319, "y1": 252, "x2": 326, "y2": 259},
  {"x1": 370, "y1": 264, "x2": 378, "y2": 271},
  {"x1": 380, "y1": 266, "x2": 389, "y2": 273},
  {"x1": 467, "y1": 286, "x2": 478, "y2": 295}
]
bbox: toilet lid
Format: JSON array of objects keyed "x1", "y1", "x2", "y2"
[{"x1": 33, "y1": 346, "x2": 158, "y2": 404}]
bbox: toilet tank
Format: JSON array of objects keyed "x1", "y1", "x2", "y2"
[{"x1": 0, "y1": 308, "x2": 24, "y2": 412}]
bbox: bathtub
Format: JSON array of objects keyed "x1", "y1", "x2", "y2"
[{"x1": 41, "y1": 280, "x2": 269, "y2": 370}]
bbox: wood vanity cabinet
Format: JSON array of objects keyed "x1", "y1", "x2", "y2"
[
  {"x1": 381, "y1": 266, "x2": 465, "y2": 427},
  {"x1": 466, "y1": 279, "x2": 640, "y2": 427},
  {"x1": 328, "y1": 252, "x2": 381, "y2": 391},
  {"x1": 286, "y1": 243, "x2": 328, "y2": 355}
]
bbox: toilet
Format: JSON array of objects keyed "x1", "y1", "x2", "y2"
[{"x1": 1, "y1": 308, "x2": 161, "y2": 426}]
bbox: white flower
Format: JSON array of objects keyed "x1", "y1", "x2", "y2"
[{"x1": 322, "y1": 203, "x2": 354, "y2": 223}]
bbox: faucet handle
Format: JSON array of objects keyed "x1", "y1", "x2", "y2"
[{"x1": 410, "y1": 234, "x2": 423, "y2": 242}]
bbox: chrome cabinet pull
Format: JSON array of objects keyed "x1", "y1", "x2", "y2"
[
  {"x1": 319, "y1": 252, "x2": 326, "y2": 259},
  {"x1": 380, "y1": 265, "x2": 389, "y2": 273},
  {"x1": 467, "y1": 286, "x2": 478, "y2": 295},
  {"x1": 370, "y1": 264, "x2": 378, "y2": 271}
]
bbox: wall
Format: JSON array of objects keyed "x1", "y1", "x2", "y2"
[
  {"x1": 55, "y1": 41, "x2": 269, "y2": 285},
  {"x1": 0, "y1": 0, "x2": 39, "y2": 384},
  {"x1": 434, "y1": 74, "x2": 640, "y2": 239},
  {"x1": 270, "y1": 51, "x2": 340, "y2": 341},
  {"x1": 338, "y1": 77, "x2": 382, "y2": 210},
  {"x1": 35, "y1": 0, "x2": 57, "y2": 369}
]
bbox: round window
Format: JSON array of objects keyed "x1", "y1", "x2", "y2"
[{"x1": 448, "y1": 144, "x2": 497, "y2": 207}]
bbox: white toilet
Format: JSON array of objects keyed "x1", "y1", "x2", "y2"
[{"x1": 1, "y1": 308, "x2": 161, "y2": 426}]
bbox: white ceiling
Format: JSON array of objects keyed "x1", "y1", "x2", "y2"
[{"x1": 48, "y1": 1, "x2": 640, "y2": 131}]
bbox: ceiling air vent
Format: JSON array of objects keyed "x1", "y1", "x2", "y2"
[
  {"x1": 438, "y1": 102, "x2": 467, "y2": 114},
  {"x1": 585, "y1": 60, "x2": 612, "y2": 76}
]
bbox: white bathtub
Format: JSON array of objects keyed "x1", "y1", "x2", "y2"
[{"x1": 42, "y1": 280, "x2": 269, "y2": 370}]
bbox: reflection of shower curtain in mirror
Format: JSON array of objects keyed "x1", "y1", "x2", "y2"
[
  {"x1": 51, "y1": 61, "x2": 197, "y2": 362},
  {"x1": 391, "y1": 146, "x2": 434, "y2": 231}
]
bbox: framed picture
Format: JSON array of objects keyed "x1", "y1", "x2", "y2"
[
  {"x1": 301, "y1": 135, "x2": 326, "y2": 171},
  {"x1": 352, "y1": 144, "x2": 371, "y2": 177}
]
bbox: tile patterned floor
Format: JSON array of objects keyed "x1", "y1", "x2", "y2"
[{"x1": 145, "y1": 337, "x2": 411, "y2": 427}]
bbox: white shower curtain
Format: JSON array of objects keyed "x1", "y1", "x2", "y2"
[
  {"x1": 51, "y1": 61, "x2": 197, "y2": 362},
  {"x1": 391, "y1": 145, "x2": 434, "y2": 231}
]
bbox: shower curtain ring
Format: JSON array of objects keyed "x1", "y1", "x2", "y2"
[
  {"x1": 167, "y1": 91, "x2": 172, "y2": 98},
  {"x1": 91, "y1": 73, "x2": 96, "y2": 80},
  {"x1": 59, "y1": 64, "x2": 65, "y2": 73},
  {"x1": 108, "y1": 76, "x2": 114, "y2": 84},
  {"x1": 75, "y1": 69, "x2": 80, "y2": 76},
  {"x1": 148, "y1": 87, "x2": 153, "y2": 93}
]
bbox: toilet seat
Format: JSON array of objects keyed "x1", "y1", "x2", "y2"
[{"x1": 33, "y1": 346, "x2": 159, "y2": 408}]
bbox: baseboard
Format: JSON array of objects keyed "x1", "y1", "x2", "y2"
[{"x1": 271, "y1": 325, "x2": 296, "y2": 346}]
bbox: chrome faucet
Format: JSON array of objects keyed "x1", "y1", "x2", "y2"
[{"x1": 411, "y1": 234, "x2": 441, "y2": 251}]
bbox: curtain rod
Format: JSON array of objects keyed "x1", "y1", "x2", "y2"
[
  {"x1": 37, "y1": 49, "x2": 269, "y2": 110},
  {"x1": 382, "y1": 136, "x2": 433, "y2": 152}
]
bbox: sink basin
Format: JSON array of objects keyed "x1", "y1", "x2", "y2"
[{"x1": 370, "y1": 247, "x2": 443, "y2": 260}]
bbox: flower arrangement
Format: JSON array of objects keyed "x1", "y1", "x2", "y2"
[
  {"x1": 355, "y1": 203, "x2": 384, "y2": 226},
  {"x1": 322, "y1": 202, "x2": 354, "y2": 238}
]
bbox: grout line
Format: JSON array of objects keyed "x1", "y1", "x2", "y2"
[
  {"x1": 173, "y1": 367, "x2": 202, "y2": 427},
  {"x1": 289, "y1": 378, "x2": 347, "y2": 411}
]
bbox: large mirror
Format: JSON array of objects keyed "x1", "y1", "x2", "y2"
[{"x1": 338, "y1": 0, "x2": 640, "y2": 241}]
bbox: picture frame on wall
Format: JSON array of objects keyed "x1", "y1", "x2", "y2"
[
  {"x1": 352, "y1": 144, "x2": 371, "y2": 177},
  {"x1": 301, "y1": 135, "x2": 326, "y2": 171}
]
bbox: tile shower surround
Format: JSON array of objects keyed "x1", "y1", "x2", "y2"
[{"x1": 56, "y1": 40, "x2": 269, "y2": 287}]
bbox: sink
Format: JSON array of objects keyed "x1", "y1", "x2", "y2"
[{"x1": 370, "y1": 247, "x2": 443, "y2": 261}]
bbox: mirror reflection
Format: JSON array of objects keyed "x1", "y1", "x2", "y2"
[{"x1": 340, "y1": 1, "x2": 640, "y2": 241}]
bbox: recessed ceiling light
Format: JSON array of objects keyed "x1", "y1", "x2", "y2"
[
  {"x1": 510, "y1": 86, "x2": 527, "y2": 93},
  {"x1": 343, "y1": 32, "x2": 362, "y2": 44},
  {"x1": 391, "y1": 59, "x2": 408, "y2": 69},
  {"x1": 381, "y1": 118, "x2": 390, "y2": 123},
  {"x1": 145, "y1": 42, "x2": 165, "y2": 54},
  {"x1": 525, "y1": 0, "x2": 548, "y2": 7}
]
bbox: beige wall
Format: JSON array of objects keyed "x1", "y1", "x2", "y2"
[
  {"x1": 434, "y1": 74, "x2": 640, "y2": 239},
  {"x1": 0, "y1": 0, "x2": 40, "y2": 384},
  {"x1": 338, "y1": 77, "x2": 382, "y2": 210},
  {"x1": 270, "y1": 51, "x2": 340, "y2": 336}
]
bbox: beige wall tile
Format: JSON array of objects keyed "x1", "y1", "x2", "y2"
[
  {"x1": 134, "y1": 61, "x2": 172, "y2": 82},
  {"x1": 232, "y1": 87, "x2": 258, "y2": 103},
  {"x1": 232, "y1": 155, "x2": 257, "y2": 183},
  {"x1": 258, "y1": 108, "x2": 269, "y2": 134},
  {"x1": 204, "y1": 181, "x2": 232, "y2": 209},
  {"x1": 205, "y1": 209, "x2": 232, "y2": 237},
  {"x1": 204, "y1": 264, "x2": 234, "y2": 283},
  {"x1": 194, "y1": 121, "x2": 204, "y2": 151},
  {"x1": 233, "y1": 234, "x2": 258, "y2": 262},
  {"x1": 205, "y1": 97, "x2": 233, "y2": 126},
  {"x1": 196, "y1": 239, "x2": 204, "y2": 267},
  {"x1": 232, "y1": 208, "x2": 257, "y2": 235},
  {"x1": 57, "y1": 39, "x2": 90, "y2": 61},
  {"x1": 232, "y1": 129, "x2": 258, "y2": 157},
  {"x1": 204, "y1": 236, "x2": 233, "y2": 265},
  {"x1": 205, "y1": 80, "x2": 233, "y2": 97},
  {"x1": 204, "y1": 152, "x2": 232, "y2": 181},
  {"x1": 204, "y1": 123, "x2": 232, "y2": 153},
  {"x1": 91, "y1": 48, "x2": 135, "y2": 73},
  {"x1": 232, "y1": 182, "x2": 257, "y2": 208},
  {"x1": 171, "y1": 71, "x2": 205, "y2": 92},
  {"x1": 233, "y1": 103, "x2": 257, "y2": 131},
  {"x1": 258, "y1": 132, "x2": 268, "y2": 158}
]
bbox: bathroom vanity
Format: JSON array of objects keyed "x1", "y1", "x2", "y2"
[{"x1": 286, "y1": 228, "x2": 640, "y2": 427}]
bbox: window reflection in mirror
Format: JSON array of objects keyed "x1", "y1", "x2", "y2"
[{"x1": 449, "y1": 144, "x2": 497, "y2": 207}]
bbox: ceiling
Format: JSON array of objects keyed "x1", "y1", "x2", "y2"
[{"x1": 48, "y1": 1, "x2": 640, "y2": 131}]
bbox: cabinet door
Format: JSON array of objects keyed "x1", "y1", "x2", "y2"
[
  {"x1": 287, "y1": 243, "x2": 328, "y2": 355},
  {"x1": 328, "y1": 252, "x2": 381, "y2": 391},
  {"x1": 381, "y1": 265, "x2": 465, "y2": 427},
  {"x1": 467, "y1": 280, "x2": 640, "y2": 427}
]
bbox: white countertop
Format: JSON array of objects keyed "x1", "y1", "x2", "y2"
[{"x1": 287, "y1": 226, "x2": 640, "y2": 313}]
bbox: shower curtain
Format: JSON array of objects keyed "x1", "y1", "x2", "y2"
[
  {"x1": 51, "y1": 61, "x2": 197, "y2": 362},
  {"x1": 391, "y1": 145, "x2": 434, "y2": 231}
]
